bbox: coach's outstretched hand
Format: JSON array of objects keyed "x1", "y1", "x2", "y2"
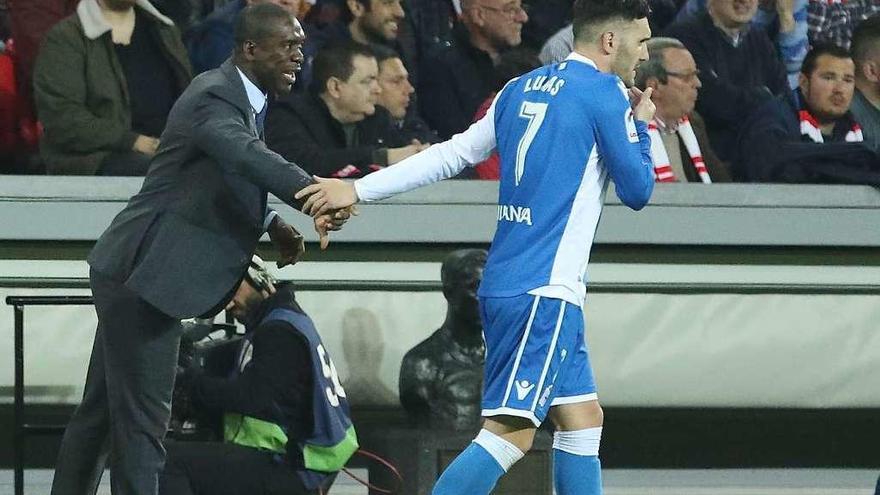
[
  {"x1": 296, "y1": 177, "x2": 359, "y2": 217},
  {"x1": 629, "y1": 86, "x2": 656, "y2": 123}
]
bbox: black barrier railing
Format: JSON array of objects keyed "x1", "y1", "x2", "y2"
[
  {"x1": 7, "y1": 279, "x2": 880, "y2": 495},
  {"x1": 6, "y1": 296, "x2": 93, "y2": 495}
]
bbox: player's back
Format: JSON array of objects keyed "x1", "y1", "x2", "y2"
[{"x1": 478, "y1": 57, "x2": 630, "y2": 306}]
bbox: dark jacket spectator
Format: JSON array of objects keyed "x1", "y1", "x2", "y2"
[
  {"x1": 34, "y1": 0, "x2": 191, "y2": 175},
  {"x1": 373, "y1": 43, "x2": 439, "y2": 144},
  {"x1": 519, "y1": 0, "x2": 570, "y2": 50},
  {"x1": 395, "y1": 108, "x2": 439, "y2": 144},
  {"x1": 419, "y1": 23, "x2": 494, "y2": 139},
  {"x1": 850, "y1": 13, "x2": 880, "y2": 154},
  {"x1": 418, "y1": 1, "x2": 527, "y2": 139},
  {"x1": 403, "y1": 0, "x2": 458, "y2": 64},
  {"x1": 665, "y1": 7, "x2": 789, "y2": 166},
  {"x1": 673, "y1": 0, "x2": 809, "y2": 89},
  {"x1": 266, "y1": 42, "x2": 424, "y2": 178},
  {"x1": 266, "y1": 92, "x2": 413, "y2": 177},
  {"x1": 153, "y1": 0, "x2": 197, "y2": 33},
  {"x1": 186, "y1": 0, "x2": 302, "y2": 74},
  {"x1": 186, "y1": 0, "x2": 245, "y2": 74},
  {"x1": 738, "y1": 92, "x2": 879, "y2": 183},
  {"x1": 736, "y1": 46, "x2": 879, "y2": 183}
]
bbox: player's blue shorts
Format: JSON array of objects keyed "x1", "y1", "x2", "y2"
[{"x1": 480, "y1": 293, "x2": 597, "y2": 426}]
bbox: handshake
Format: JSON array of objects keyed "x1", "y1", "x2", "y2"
[{"x1": 269, "y1": 177, "x2": 360, "y2": 266}]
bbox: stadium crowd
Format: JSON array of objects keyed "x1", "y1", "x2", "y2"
[{"x1": 0, "y1": 0, "x2": 878, "y2": 181}]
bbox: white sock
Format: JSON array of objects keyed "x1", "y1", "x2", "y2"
[
  {"x1": 553, "y1": 427, "x2": 602, "y2": 456},
  {"x1": 472, "y1": 429, "x2": 525, "y2": 472}
]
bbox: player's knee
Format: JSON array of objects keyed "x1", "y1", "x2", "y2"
[
  {"x1": 586, "y1": 402, "x2": 604, "y2": 427},
  {"x1": 552, "y1": 400, "x2": 603, "y2": 431},
  {"x1": 474, "y1": 429, "x2": 527, "y2": 472},
  {"x1": 514, "y1": 432, "x2": 535, "y2": 453},
  {"x1": 482, "y1": 416, "x2": 537, "y2": 453},
  {"x1": 553, "y1": 426, "x2": 603, "y2": 457}
]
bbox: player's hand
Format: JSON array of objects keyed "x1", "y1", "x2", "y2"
[
  {"x1": 295, "y1": 177, "x2": 359, "y2": 217},
  {"x1": 312, "y1": 207, "x2": 357, "y2": 250},
  {"x1": 267, "y1": 215, "x2": 305, "y2": 268},
  {"x1": 629, "y1": 87, "x2": 656, "y2": 123}
]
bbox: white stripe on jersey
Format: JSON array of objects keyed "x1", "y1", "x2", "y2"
[{"x1": 530, "y1": 145, "x2": 607, "y2": 307}]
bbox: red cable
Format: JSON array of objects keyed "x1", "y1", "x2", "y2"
[{"x1": 338, "y1": 448, "x2": 404, "y2": 494}]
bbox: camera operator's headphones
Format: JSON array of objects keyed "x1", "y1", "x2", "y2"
[{"x1": 243, "y1": 255, "x2": 276, "y2": 292}]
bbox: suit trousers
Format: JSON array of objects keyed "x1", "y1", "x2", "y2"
[{"x1": 51, "y1": 268, "x2": 181, "y2": 495}]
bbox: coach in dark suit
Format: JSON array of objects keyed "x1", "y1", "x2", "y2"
[{"x1": 49, "y1": 5, "x2": 346, "y2": 495}]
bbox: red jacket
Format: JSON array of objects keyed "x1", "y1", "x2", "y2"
[
  {"x1": 471, "y1": 94, "x2": 499, "y2": 180},
  {"x1": 9, "y1": 0, "x2": 78, "y2": 110}
]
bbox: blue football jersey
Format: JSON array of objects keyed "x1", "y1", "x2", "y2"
[{"x1": 477, "y1": 55, "x2": 654, "y2": 306}]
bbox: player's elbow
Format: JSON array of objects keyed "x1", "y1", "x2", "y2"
[
  {"x1": 618, "y1": 184, "x2": 653, "y2": 210},
  {"x1": 622, "y1": 196, "x2": 649, "y2": 210}
]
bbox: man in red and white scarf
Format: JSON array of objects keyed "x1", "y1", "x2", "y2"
[
  {"x1": 736, "y1": 43, "x2": 880, "y2": 183},
  {"x1": 796, "y1": 43, "x2": 865, "y2": 144},
  {"x1": 634, "y1": 38, "x2": 732, "y2": 183}
]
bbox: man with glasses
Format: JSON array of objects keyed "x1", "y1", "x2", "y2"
[
  {"x1": 418, "y1": 0, "x2": 528, "y2": 139},
  {"x1": 634, "y1": 37, "x2": 730, "y2": 182}
]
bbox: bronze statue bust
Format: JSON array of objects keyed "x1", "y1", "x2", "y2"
[{"x1": 399, "y1": 249, "x2": 487, "y2": 430}]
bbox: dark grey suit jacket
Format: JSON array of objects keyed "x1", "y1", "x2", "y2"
[{"x1": 89, "y1": 60, "x2": 314, "y2": 319}]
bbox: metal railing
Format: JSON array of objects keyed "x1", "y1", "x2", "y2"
[{"x1": 6, "y1": 279, "x2": 880, "y2": 495}]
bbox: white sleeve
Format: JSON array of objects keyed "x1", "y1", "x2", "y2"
[{"x1": 353, "y1": 98, "x2": 498, "y2": 202}]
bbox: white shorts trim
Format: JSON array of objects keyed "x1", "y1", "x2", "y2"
[
  {"x1": 482, "y1": 406, "x2": 541, "y2": 427},
  {"x1": 530, "y1": 300, "x2": 566, "y2": 411},
  {"x1": 550, "y1": 392, "x2": 598, "y2": 406},
  {"x1": 501, "y1": 295, "x2": 541, "y2": 407}
]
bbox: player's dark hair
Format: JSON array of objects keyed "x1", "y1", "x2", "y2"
[
  {"x1": 310, "y1": 41, "x2": 376, "y2": 94},
  {"x1": 851, "y1": 13, "x2": 880, "y2": 66},
  {"x1": 800, "y1": 43, "x2": 852, "y2": 77},
  {"x1": 572, "y1": 0, "x2": 650, "y2": 43},
  {"x1": 234, "y1": 3, "x2": 294, "y2": 52}
]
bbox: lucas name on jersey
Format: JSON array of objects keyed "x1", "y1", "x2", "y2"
[
  {"x1": 523, "y1": 75, "x2": 565, "y2": 96},
  {"x1": 498, "y1": 204, "x2": 533, "y2": 226}
]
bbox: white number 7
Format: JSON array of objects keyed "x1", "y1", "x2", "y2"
[{"x1": 515, "y1": 101, "x2": 548, "y2": 186}]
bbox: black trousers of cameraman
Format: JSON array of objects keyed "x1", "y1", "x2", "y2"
[{"x1": 159, "y1": 441, "x2": 314, "y2": 495}]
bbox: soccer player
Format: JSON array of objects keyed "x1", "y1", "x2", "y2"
[{"x1": 296, "y1": 0, "x2": 655, "y2": 493}]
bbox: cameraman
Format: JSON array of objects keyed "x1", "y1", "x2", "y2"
[{"x1": 160, "y1": 256, "x2": 357, "y2": 495}]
